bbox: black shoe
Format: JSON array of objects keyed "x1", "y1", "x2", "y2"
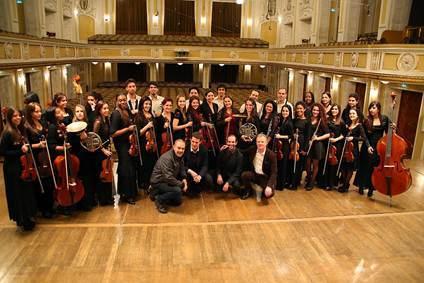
[
  {"x1": 359, "y1": 187, "x2": 364, "y2": 195},
  {"x1": 22, "y1": 220, "x2": 35, "y2": 231},
  {"x1": 149, "y1": 193, "x2": 156, "y2": 202},
  {"x1": 367, "y1": 189, "x2": 374, "y2": 197},
  {"x1": 126, "y1": 198, "x2": 136, "y2": 205},
  {"x1": 240, "y1": 190, "x2": 250, "y2": 200},
  {"x1": 42, "y1": 211, "x2": 53, "y2": 219},
  {"x1": 155, "y1": 199, "x2": 167, "y2": 213},
  {"x1": 288, "y1": 185, "x2": 297, "y2": 191}
]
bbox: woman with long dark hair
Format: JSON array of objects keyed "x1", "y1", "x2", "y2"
[
  {"x1": 173, "y1": 94, "x2": 191, "y2": 141},
  {"x1": 341, "y1": 93, "x2": 364, "y2": 125},
  {"x1": 239, "y1": 98, "x2": 260, "y2": 153},
  {"x1": 324, "y1": 104, "x2": 345, "y2": 190},
  {"x1": 259, "y1": 99, "x2": 279, "y2": 147},
  {"x1": 52, "y1": 93, "x2": 73, "y2": 125},
  {"x1": 303, "y1": 91, "x2": 315, "y2": 118},
  {"x1": 354, "y1": 101, "x2": 389, "y2": 197},
  {"x1": 110, "y1": 94, "x2": 137, "y2": 204},
  {"x1": 275, "y1": 105, "x2": 293, "y2": 190},
  {"x1": 216, "y1": 95, "x2": 239, "y2": 145},
  {"x1": 24, "y1": 102, "x2": 55, "y2": 218},
  {"x1": 320, "y1": 91, "x2": 332, "y2": 115},
  {"x1": 304, "y1": 103, "x2": 330, "y2": 190},
  {"x1": 338, "y1": 108, "x2": 369, "y2": 193},
  {"x1": 92, "y1": 101, "x2": 114, "y2": 205},
  {"x1": 0, "y1": 108, "x2": 37, "y2": 231}
]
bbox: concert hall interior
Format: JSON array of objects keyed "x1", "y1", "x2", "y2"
[{"x1": 0, "y1": 0, "x2": 424, "y2": 282}]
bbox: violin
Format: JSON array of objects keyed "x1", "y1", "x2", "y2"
[
  {"x1": 343, "y1": 139, "x2": 354, "y2": 162},
  {"x1": 145, "y1": 119, "x2": 158, "y2": 155},
  {"x1": 53, "y1": 124, "x2": 85, "y2": 207},
  {"x1": 273, "y1": 132, "x2": 283, "y2": 160},
  {"x1": 372, "y1": 92, "x2": 412, "y2": 198},
  {"x1": 20, "y1": 138, "x2": 37, "y2": 182},
  {"x1": 289, "y1": 129, "x2": 300, "y2": 161},
  {"x1": 160, "y1": 116, "x2": 173, "y2": 155},
  {"x1": 100, "y1": 143, "x2": 114, "y2": 183},
  {"x1": 129, "y1": 123, "x2": 144, "y2": 166},
  {"x1": 328, "y1": 144, "x2": 338, "y2": 166}
]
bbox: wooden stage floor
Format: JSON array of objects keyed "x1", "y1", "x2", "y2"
[{"x1": 0, "y1": 161, "x2": 423, "y2": 282}]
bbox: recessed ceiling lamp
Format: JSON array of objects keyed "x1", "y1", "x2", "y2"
[
  {"x1": 177, "y1": 62, "x2": 183, "y2": 66},
  {"x1": 92, "y1": 61, "x2": 98, "y2": 65},
  {"x1": 135, "y1": 62, "x2": 141, "y2": 65},
  {"x1": 219, "y1": 63, "x2": 225, "y2": 67},
  {"x1": 259, "y1": 65, "x2": 266, "y2": 68}
]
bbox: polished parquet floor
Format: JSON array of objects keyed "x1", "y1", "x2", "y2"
[{"x1": 0, "y1": 161, "x2": 423, "y2": 282}]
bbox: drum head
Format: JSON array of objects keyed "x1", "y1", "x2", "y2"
[{"x1": 66, "y1": 121, "x2": 87, "y2": 133}]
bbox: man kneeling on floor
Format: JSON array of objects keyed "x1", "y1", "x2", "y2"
[
  {"x1": 241, "y1": 133, "x2": 277, "y2": 203},
  {"x1": 150, "y1": 139, "x2": 187, "y2": 213}
]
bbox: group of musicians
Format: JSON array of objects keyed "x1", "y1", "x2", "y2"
[{"x1": 0, "y1": 78, "x2": 391, "y2": 230}]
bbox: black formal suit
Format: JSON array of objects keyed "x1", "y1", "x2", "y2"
[{"x1": 242, "y1": 147, "x2": 277, "y2": 198}]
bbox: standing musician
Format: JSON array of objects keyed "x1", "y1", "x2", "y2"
[
  {"x1": 85, "y1": 91, "x2": 103, "y2": 131},
  {"x1": 156, "y1": 98, "x2": 174, "y2": 154},
  {"x1": 342, "y1": 93, "x2": 364, "y2": 125},
  {"x1": 134, "y1": 97, "x2": 159, "y2": 190},
  {"x1": 338, "y1": 108, "x2": 369, "y2": 193},
  {"x1": 148, "y1": 82, "x2": 164, "y2": 117},
  {"x1": 187, "y1": 95, "x2": 204, "y2": 134},
  {"x1": 216, "y1": 95, "x2": 239, "y2": 146},
  {"x1": 0, "y1": 108, "x2": 37, "y2": 231},
  {"x1": 324, "y1": 104, "x2": 345, "y2": 191},
  {"x1": 354, "y1": 101, "x2": 390, "y2": 197},
  {"x1": 238, "y1": 98, "x2": 260, "y2": 154},
  {"x1": 92, "y1": 101, "x2": 114, "y2": 206},
  {"x1": 320, "y1": 91, "x2": 332, "y2": 115},
  {"x1": 240, "y1": 90, "x2": 263, "y2": 114},
  {"x1": 304, "y1": 103, "x2": 330, "y2": 191},
  {"x1": 276, "y1": 88, "x2": 294, "y2": 118},
  {"x1": 150, "y1": 139, "x2": 187, "y2": 214},
  {"x1": 214, "y1": 84, "x2": 226, "y2": 111},
  {"x1": 52, "y1": 93, "x2": 73, "y2": 125},
  {"x1": 71, "y1": 104, "x2": 96, "y2": 210},
  {"x1": 259, "y1": 100, "x2": 279, "y2": 146},
  {"x1": 274, "y1": 105, "x2": 293, "y2": 190},
  {"x1": 183, "y1": 132, "x2": 213, "y2": 197},
  {"x1": 125, "y1": 78, "x2": 141, "y2": 117},
  {"x1": 216, "y1": 135, "x2": 244, "y2": 198},
  {"x1": 110, "y1": 94, "x2": 137, "y2": 204},
  {"x1": 173, "y1": 94, "x2": 192, "y2": 141},
  {"x1": 200, "y1": 89, "x2": 220, "y2": 162},
  {"x1": 241, "y1": 134, "x2": 277, "y2": 203},
  {"x1": 24, "y1": 103, "x2": 55, "y2": 218},
  {"x1": 185, "y1": 87, "x2": 202, "y2": 108},
  {"x1": 289, "y1": 101, "x2": 310, "y2": 190},
  {"x1": 303, "y1": 91, "x2": 315, "y2": 118}
]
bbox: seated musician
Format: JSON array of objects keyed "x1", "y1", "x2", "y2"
[
  {"x1": 241, "y1": 133, "x2": 277, "y2": 203},
  {"x1": 150, "y1": 139, "x2": 187, "y2": 213},
  {"x1": 184, "y1": 132, "x2": 213, "y2": 197},
  {"x1": 216, "y1": 135, "x2": 244, "y2": 198}
]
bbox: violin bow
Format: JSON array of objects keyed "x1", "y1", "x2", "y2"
[
  {"x1": 336, "y1": 132, "x2": 349, "y2": 177},
  {"x1": 41, "y1": 135, "x2": 58, "y2": 189},
  {"x1": 293, "y1": 129, "x2": 299, "y2": 174},
  {"x1": 23, "y1": 135, "x2": 45, "y2": 194}
]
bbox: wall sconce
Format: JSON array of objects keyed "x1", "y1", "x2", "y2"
[
  {"x1": 201, "y1": 16, "x2": 206, "y2": 25},
  {"x1": 236, "y1": 0, "x2": 243, "y2": 4},
  {"x1": 153, "y1": 11, "x2": 159, "y2": 24},
  {"x1": 246, "y1": 18, "x2": 253, "y2": 26},
  {"x1": 104, "y1": 15, "x2": 110, "y2": 22}
]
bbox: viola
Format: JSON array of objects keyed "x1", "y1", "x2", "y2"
[
  {"x1": 128, "y1": 131, "x2": 138, "y2": 157},
  {"x1": 372, "y1": 92, "x2": 412, "y2": 197},
  {"x1": 343, "y1": 140, "x2": 354, "y2": 162},
  {"x1": 100, "y1": 156, "x2": 113, "y2": 183},
  {"x1": 53, "y1": 127, "x2": 85, "y2": 207},
  {"x1": 145, "y1": 120, "x2": 158, "y2": 154},
  {"x1": 160, "y1": 117, "x2": 173, "y2": 155},
  {"x1": 20, "y1": 147, "x2": 37, "y2": 181},
  {"x1": 328, "y1": 144, "x2": 338, "y2": 166},
  {"x1": 289, "y1": 130, "x2": 300, "y2": 161}
]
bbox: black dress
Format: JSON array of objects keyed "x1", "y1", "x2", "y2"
[
  {"x1": 110, "y1": 109, "x2": 137, "y2": 199},
  {"x1": 173, "y1": 109, "x2": 188, "y2": 141},
  {"x1": 307, "y1": 120, "x2": 329, "y2": 160},
  {"x1": 276, "y1": 118, "x2": 293, "y2": 188},
  {"x1": 354, "y1": 116, "x2": 389, "y2": 189},
  {"x1": 25, "y1": 123, "x2": 55, "y2": 216},
  {"x1": 0, "y1": 131, "x2": 37, "y2": 228},
  {"x1": 290, "y1": 118, "x2": 310, "y2": 187},
  {"x1": 93, "y1": 117, "x2": 113, "y2": 205},
  {"x1": 341, "y1": 124, "x2": 369, "y2": 170},
  {"x1": 135, "y1": 115, "x2": 159, "y2": 187},
  {"x1": 216, "y1": 108, "x2": 239, "y2": 146}
]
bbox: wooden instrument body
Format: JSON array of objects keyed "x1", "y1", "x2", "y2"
[
  {"x1": 20, "y1": 153, "x2": 37, "y2": 181},
  {"x1": 289, "y1": 141, "x2": 300, "y2": 161},
  {"x1": 371, "y1": 133, "x2": 412, "y2": 196},
  {"x1": 54, "y1": 150, "x2": 85, "y2": 207},
  {"x1": 328, "y1": 145, "x2": 338, "y2": 166},
  {"x1": 343, "y1": 141, "x2": 355, "y2": 162},
  {"x1": 100, "y1": 157, "x2": 113, "y2": 183}
]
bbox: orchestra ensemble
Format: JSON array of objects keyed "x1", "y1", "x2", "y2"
[{"x1": 0, "y1": 78, "x2": 400, "y2": 231}]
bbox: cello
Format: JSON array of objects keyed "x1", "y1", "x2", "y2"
[
  {"x1": 371, "y1": 92, "x2": 412, "y2": 199},
  {"x1": 53, "y1": 123, "x2": 85, "y2": 207}
]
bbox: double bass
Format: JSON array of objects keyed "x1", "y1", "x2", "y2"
[
  {"x1": 371, "y1": 92, "x2": 412, "y2": 198},
  {"x1": 53, "y1": 122, "x2": 85, "y2": 207}
]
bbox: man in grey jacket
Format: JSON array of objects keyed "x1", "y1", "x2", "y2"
[{"x1": 150, "y1": 139, "x2": 188, "y2": 213}]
